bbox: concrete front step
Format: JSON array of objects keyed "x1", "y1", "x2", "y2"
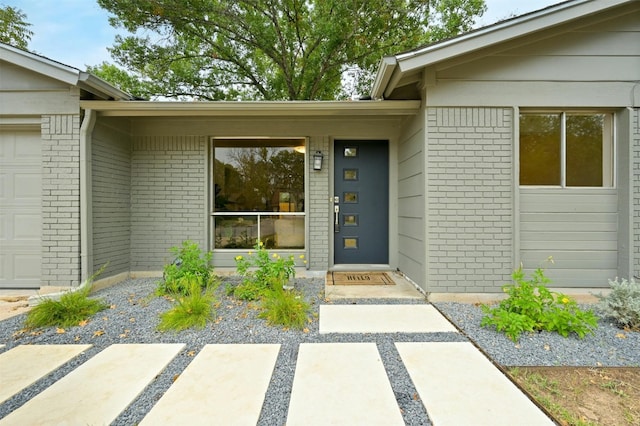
[
  {"x1": 0, "y1": 344, "x2": 184, "y2": 426},
  {"x1": 397, "y1": 342, "x2": 554, "y2": 425},
  {"x1": 319, "y1": 304, "x2": 458, "y2": 333},
  {"x1": 287, "y1": 342, "x2": 404, "y2": 425},
  {"x1": 140, "y1": 344, "x2": 280, "y2": 425}
]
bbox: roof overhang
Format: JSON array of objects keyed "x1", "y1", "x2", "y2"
[
  {"x1": 78, "y1": 72, "x2": 133, "y2": 101},
  {"x1": 371, "y1": 0, "x2": 638, "y2": 99},
  {"x1": 1, "y1": 43, "x2": 132, "y2": 101},
  {"x1": 80, "y1": 100, "x2": 421, "y2": 117}
]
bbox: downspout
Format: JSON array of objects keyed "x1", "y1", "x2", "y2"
[{"x1": 80, "y1": 109, "x2": 96, "y2": 283}]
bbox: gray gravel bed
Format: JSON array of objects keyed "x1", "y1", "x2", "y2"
[
  {"x1": 434, "y1": 301, "x2": 640, "y2": 367},
  {"x1": 0, "y1": 277, "x2": 637, "y2": 424}
]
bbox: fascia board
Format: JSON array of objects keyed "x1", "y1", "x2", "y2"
[
  {"x1": 78, "y1": 72, "x2": 133, "y2": 101},
  {"x1": 370, "y1": 56, "x2": 398, "y2": 100},
  {"x1": 79, "y1": 100, "x2": 421, "y2": 117},
  {"x1": 0, "y1": 44, "x2": 79, "y2": 85},
  {"x1": 395, "y1": 0, "x2": 631, "y2": 73}
]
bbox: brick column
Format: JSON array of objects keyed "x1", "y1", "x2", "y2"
[
  {"x1": 41, "y1": 115, "x2": 82, "y2": 287},
  {"x1": 308, "y1": 136, "x2": 330, "y2": 270}
]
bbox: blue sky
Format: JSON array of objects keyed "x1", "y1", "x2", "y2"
[{"x1": 5, "y1": 0, "x2": 561, "y2": 70}]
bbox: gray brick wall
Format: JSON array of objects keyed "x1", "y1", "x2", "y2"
[
  {"x1": 425, "y1": 107, "x2": 513, "y2": 292},
  {"x1": 92, "y1": 120, "x2": 131, "y2": 276},
  {"x1": 41, "y1": 114, "x2": 81, "y2": 286},
  {"x1": 633, "y1": 108, "x2": 639, "y2": 277},
  {"x1": 308, "y1": 136, "x2": 329, "y2": 270},
  {"x1": 130, "y1": 136, "x2": 207, "y2": 271}
]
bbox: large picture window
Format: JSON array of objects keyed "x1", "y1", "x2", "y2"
[
  {"x1": 213, "y1": 138, "x2": 305, "y2": 249},
  {"x1": 519, "y1": 112, "x2": 614, "y2": 187}
]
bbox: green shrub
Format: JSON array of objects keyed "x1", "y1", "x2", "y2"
[
  {"x1": 481, "y1": 263, "x2": 598, "y2": 342},
  {"x1": 25, "y1": 286, "x2": 108, "y2": 329},
  {"x1": 232, "y1": 241, "x2": 304, "y2": 300},
  {"x1": 596, "y1": 277, "x2": 640, "y2": 330},
  {"x1": 158, "y1": 279, "x2": 217, "y2": 332},
  {"x1": 259, "y1": 287, "x2": 310, "y2": 329},
  {"x1": 159, "y1": 240, "x2": 214, "y2": 295}
]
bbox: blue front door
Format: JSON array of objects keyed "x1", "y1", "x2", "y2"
[{"x1": 333, "y1": 140, "x2": 389, "y2": 264}]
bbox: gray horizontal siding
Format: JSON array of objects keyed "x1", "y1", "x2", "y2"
[
  {"x1": 397, "y1": 114, "x2": 425, "y2": 290},
  {"x1": 428, "y1": 9, "x2": 639, "y2": 107},
  {"x1": 634, "y1": 109, "x2": 640, "y2": 278},
  {"x1": 519, "y1": 189, "x2": 618, "y2": 287}
]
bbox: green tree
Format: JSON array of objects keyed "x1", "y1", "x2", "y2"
[
  {"x1": 96, "y1": 0, "x2": 486, "y2": 100},
  {"x1": 0, "y1": 5, "x2": 33, "y2": 49}
]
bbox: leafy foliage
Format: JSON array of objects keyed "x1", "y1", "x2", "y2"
[
  {"x1": 596, "y1": 277, "x2": 640, "y2": 331},
  {"x1": 232, "y1": 241, "x2": 303, "y2": 300},
  {"x1": 0, "y1": 5, "x2": 33, "y2": 49},
  {"x1": 158, "y1": 240, "x2": 214, "y2": 295},
  {"x1": 259, "y1": 287, "x2": 310, "y2": 330},
  {"x1": 158, "y1": 278, "x2": 217, "y2": 332},
  {"x1": 95, "y1": 0, "x2": 486, "y2": 100},
  {"x1": 25, "y1": 286, "x2": 108, "y2": 329},
  {"x1": 481, "y1": 264, "x2": 598, "y2": 342}
]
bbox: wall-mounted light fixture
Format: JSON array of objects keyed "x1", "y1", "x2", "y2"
[{"x1": 313, "y1": 151, "x2": 323, "y2": 171}]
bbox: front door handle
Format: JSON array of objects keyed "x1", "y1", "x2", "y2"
[{"x1": 334, "y1": 205, "x2": 340, "y2": 232}]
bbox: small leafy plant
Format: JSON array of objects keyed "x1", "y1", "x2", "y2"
[
  {"x1": 596, "y1": 277, "x2": 640, "y2": 331},
  {"x1": 159, "y1": 240, "x2": 214, "y2": 295},
  {"x1": 232, "y1": 241, "x2": 304, "y2": 300},
  {"x1": 259, "y1": 286, "x2": 310, "y2": 330},
  {"x1": 25, "y1": 267, "x2": 109, "y2": 329},
  {"x1": 481, "y1": 262, "x2": 598, "y2": 341},
  {"x1": 158, "y1": 278, "x2": 218, "y2": 332}
]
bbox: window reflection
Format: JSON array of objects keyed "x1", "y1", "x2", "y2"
[
  {"x1": 519, "y1": 114, "x2": 561, "y2": 185},
  {"x1": 213, "y1": 139, "x2": 306, "y2": 249},
  {"x1": 214, "y1": 141, "x2": 304, "y2": 212}
]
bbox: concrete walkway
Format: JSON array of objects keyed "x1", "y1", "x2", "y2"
[{"x1": 0, "y1": 305, "x2": 553, "y2": 425}]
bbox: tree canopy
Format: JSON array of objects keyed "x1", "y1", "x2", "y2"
[
  {"x1": 0, "y1": 5, "x2": 33, "y2": 49},
  {"x1": 95, "y1": 0, "x2": 486, "y2": 100}
]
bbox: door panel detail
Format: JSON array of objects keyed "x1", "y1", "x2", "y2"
[
  {"x1": 343, "y1": 169, "x2": 358, "y2": 181},
  {"x1": 343, "y1": 192, "x2": 358, "y2": 203},
  {"x1": 334, "y1": 140, "x2": 389, "y2": 264}
]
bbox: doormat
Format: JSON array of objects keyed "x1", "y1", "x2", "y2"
[{"x1": 329, "y1": 272, "x2": 395, "y2": 286}]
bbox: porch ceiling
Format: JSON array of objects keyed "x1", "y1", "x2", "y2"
[{"x1": 80, "y1": 100, "x2": 421, "y2": 117}]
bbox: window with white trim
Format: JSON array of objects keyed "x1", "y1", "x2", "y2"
[{"x1": 519, "y1": 112, "x2": 614, "y2": 187}]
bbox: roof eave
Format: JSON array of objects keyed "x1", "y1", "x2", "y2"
[
  {"x1": 78, "y1": 72, "x2": 133, "y2": 101},
  {"x1": 0, "y1": 43, "x2": 79, "y2": 85},
  {"x1": 395, "y1": 0, "x2": 632, "y2": 73},
  {"x1": 79, "y1": 100, "x2": 421, "y2": 117},
  {"x1": 370, "y1": 56, "x2": 398, "y2": 100}
]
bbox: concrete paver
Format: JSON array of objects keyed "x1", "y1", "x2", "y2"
[
  {"x1": 141, "y1": 344, "x2": 280, "y2": 425},
  {"x1": 319, "y1": 304, "x2": 458, "y2": 333},
  {"x1": 396, "y1": 342, "x2": 554, "y2": 426},
  {"x1": 0, "y1": 344, "x2": 91, "y2": 404},
  {"x1": 286, "y1": 342, "x2": 404, "y2": 426},
  {"x1": 0, "y1": 305, "x2": 555, "y2": 425},
  {"x1": 0, "y1": 344, "x2": 184, "y2": 426}
]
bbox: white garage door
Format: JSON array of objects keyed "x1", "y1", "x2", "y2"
[{"x1": 0, "y1": 130, "x2": 42, "y2": 288}]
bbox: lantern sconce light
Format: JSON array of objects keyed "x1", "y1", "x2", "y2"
[{"x1": 313, "y1": 151, "x2": 323, "y2": 171}]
